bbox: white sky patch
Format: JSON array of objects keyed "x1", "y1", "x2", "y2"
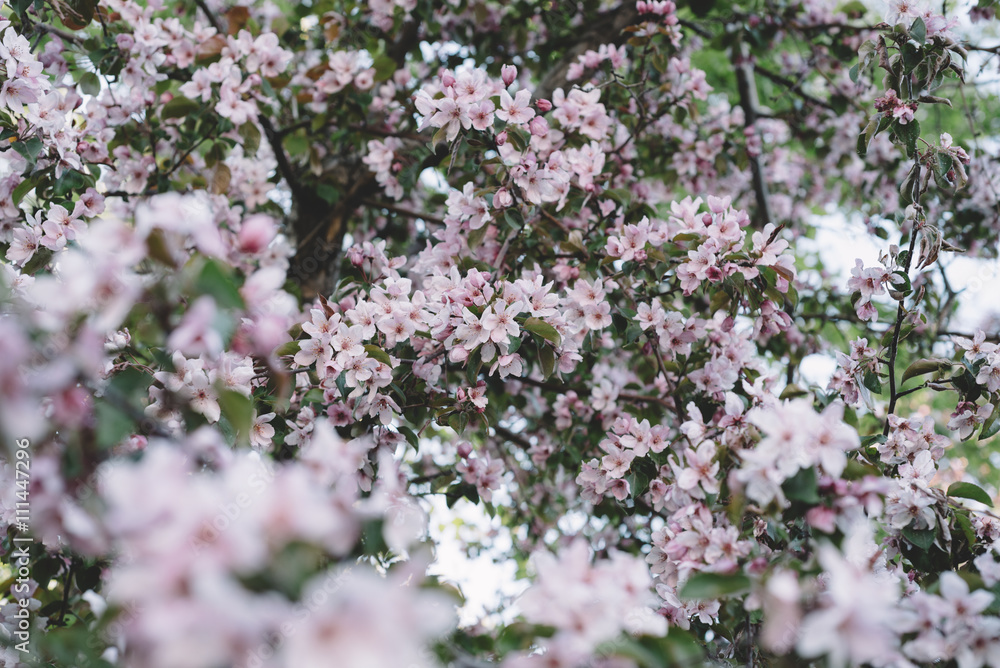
[{"x1": 426, "y1": 494, "x2": 528, "y2": 627}]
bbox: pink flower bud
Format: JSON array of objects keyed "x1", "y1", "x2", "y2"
[
  {"x1": 347, "y1": 246, "x2": 365, "y2": 266},
  {"x1": 115, "y1": 34, "x2": 135, "y2": 51},
  {"x1": 494, "y1": 187, "x2": 513, "y2": 208},
  {"x1": 501, "y1": 64, "x2": 517, "y2": 87},
  {"x1": 457, "y1": 441, "x2": 473, "y2": 459},
  {"x1": 441, "y1": 72, "x2": 456, "y2": 88},
  {"x1": 527, "y1": 115, "x2": 548, "y2": 137},
  {"x1": 495, "y1": 130, "x2": 507, "y2": 146},
  {"x1": 238, "y1": 215, "x2": 277, "y2": 254},
  {"x1": 536, "y1": 98, "x2": 552, "y2": 112}
]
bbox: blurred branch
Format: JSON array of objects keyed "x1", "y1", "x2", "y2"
[
  {"x1": 360, "y1": 200, "x2": 445, "y2": 225},
  {"x1": 754, "y1": 64, "x2": 836, "y2": 111},
  {"x1": 734, "y1": 43, "x2": 773, "y2": 228},
  {"x1": 194, "y1": 0, "x2": 224, "y2": 33}
]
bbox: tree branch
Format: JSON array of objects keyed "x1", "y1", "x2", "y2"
[
  {"x1": 360, "y1": 199, "x2": 445, "y2": 225},
  {"x1": 754, "y1": 64, "x2": 836, "y2": 111},
  {"x1": 193, "y1": 0, "x2": 224, "y2": 33},
  {"x1": 733, "y1": 43, "x2": 773, "y2": 228},
  {"x1": 884, "y1": 225, "x2": 921, "y2": 435}
]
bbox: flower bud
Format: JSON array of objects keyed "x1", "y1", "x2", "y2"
[
  {"x1": 536, "y1": 98, "x2": 552, "y2": 112},
  {"x1": 527, "y1": 115, "x2": 548, "y2": 137},
  {"x1": 441, "y1": 72, "x2": 456, "y2": 88},
  {"x1": 501, "y1": 64, "x2": 517, "y2": 87},
  {"x1": 494, "y1": 187, "x2": 513, "y2": 208},
  {"x1": 457, "y1": 441, "x2": 473, "y2": 458},
  {"x1": 115, "y1": 34, "x2": 135, "y2": 51},
  {"x1": 495, "y1": 130, "x2": 507, "y2": 146}
]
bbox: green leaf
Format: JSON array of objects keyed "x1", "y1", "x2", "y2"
[
  {"x1": 862, "y1": 369, "x2": 883, "y2": 395},
  {"x1": 238, "y1": 122, "x2": 261, "y2": 155},
  {"x1": 372, "y1": 54, "x2": 397, "y2": 82},
  {"x1": 679, "y1": 572, "x2": 751, "y2": 600},
  {"x1": 95, "y1": 403, "x2": 134, "y2": 449},
  {"x1": 78, "y1": 71, "x2": 102, "y2": 96},
  {"x1": 363, "y1": 344, "x2": 392, "y2": 366},
  {"x1": 275, "y1": 340, "x2": 300, "y2": 357},
  {"x1": 74, "y1": 563, "x2": 103, "y2": 593},
  {"x1": 624, "y1": 321, "x2": 642, "y2": 344},
  {"x1": 947, "y1": 481, "x2": 994, "y2": 507},
  {"x1": 901, "y1": 357, "x2": 953, "y2": 384},
  {"x1": 284, "y1": 131, "x2": 309, "y2": 157},
  {"x1": 466, "y1": 346, "x2": 483, "y2": 384},
  {"x1": 902, "y1": 525, "x2": 935, "y2": 550},
  {"x1": 195, "y1": 259, "x2": 245, "y2": 309},
  {"x1": 857, "y1": 115, "x2": 879, "y2": 158},
  {"x1": 317, "y1": 184, "x2": 339, "y2": 204},
  {"x1": 161, "y1": 95, "x2": 201, "y2": 120},
  {"x1": 523, "y1": 317, "x2": 561, "y2": 346},
  {"x1": 981, "y1": 404, "x2": 1000, "y2": 441},
  {"x1": 467, "y1": 223, "x2": 488, "y2": 249},
  {"x1": 778, "y1": 383, "x2": 808, "y2": 399},
  {"x1": 218, "y1": 389, "x2": 253, "y2": 446},
  {"x1": 12, "y1": 137, "x2": 43, "y2": 164},
  {"x1": 430, "y1": 126, "x2": 449, "y2": 153},
  {"x1": 955, "y1": 511, "x2": 977, "y2": 546},
  {"x1": 398, "y1": 426, "x2": 420, "y2": 450},
  {"x1": 538, "y1": 343, "x2": 555, "y2": 379},
  {"x1": 783, "y1": 466, "x2": 820, "y2": 504},
  {"x1": 910, "y1": 16, "x2": 926, "y2": 44},
  {"x1": 448, "y1": 411, "x2": 469, "y2": 434},
  {"x1": 935, "y1": 152, "x2": 954, "y2": 183},
  {"x1": 597, "y1": 637, "x2": 662, "y2": 668},
  {"x1": 12, "y1": 174, "x2": 41, "y2": 206},
  {"x1": 53, "y1": 169, "x2": 91, "y2": 197},
  {"x1": 109, "y1": 367, "x2": 153, "y2": 397},
  {"x1": 503, "y1": 209, "x2": 523, "y2": 231},
  {"x1": 895, "y1": 120, "x2": 921, "y2": 160}
]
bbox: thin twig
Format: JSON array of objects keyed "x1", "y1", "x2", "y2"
[
  {"x1": 193, "y1": 0, "x2": 224, "y2": 33},
  {"x1": 884, "y1": 225, "x2": 922, "y2": 434}
]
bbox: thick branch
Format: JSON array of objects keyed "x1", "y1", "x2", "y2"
[{"x1": 734, "y1": 44, "x2": 773, "y2": 228}]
